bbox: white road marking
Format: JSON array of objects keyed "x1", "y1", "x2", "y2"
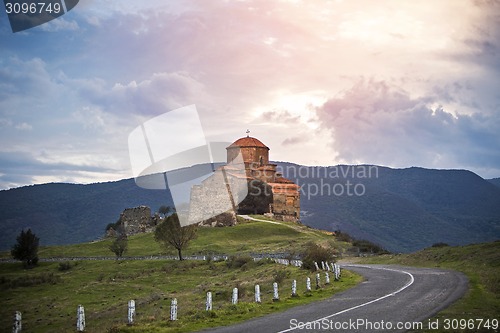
[{"x1": 277, "y1": 265, "x2": 415, "y2": 333}]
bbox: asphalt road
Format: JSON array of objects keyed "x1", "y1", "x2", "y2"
[{"x1": 200, "y1": 264, "x2": 468, "y2": 333}]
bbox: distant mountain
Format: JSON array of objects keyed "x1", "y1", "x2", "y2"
[
  {"x1": 488, "y1": 178, "x2": 500, "y2": 188},
  {"x1": 0, "y1": 180, "x2": 173, "y2": 250},
  {"x1": 279, "y1": 163, "x2": 500, "y2": 252},
  {"x1": 0, "y1": 164, "x2": 499, "y2": 253}
]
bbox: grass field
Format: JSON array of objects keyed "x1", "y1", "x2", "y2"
[
  {"x1": 1, "y1": 217, "x2": 349, "y2": 259},
  {"x1": 0, "y1": 217, "x2": 360, "y2": 332},
  {"x1": 357, "y1": 241, "x2": 500, "y2": 332}
]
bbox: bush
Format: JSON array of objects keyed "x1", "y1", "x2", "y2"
[
  {"x1": 431, "y1": 242, "x2": 449, "y2": 248},
  {"x1": 105, "y1": 219, "x2": 123, "y2": 234},
  {"x1": 335, "y1": 230, "x2": 353, "y2": 243},
  {"x1": 226, "y1": 255, "x2": 254, "y2": 269},
  {"x1": 0, "y1": 272, "x2": 61, "y2": 289},
  {"x1": 273, "y1": 269, "x2": 290, "y2": 284},
  {"x1": 352, "y1": 239, "x2": 389, "y2": 254},
  {"x1": 301, "y1": 242, "x2": 334, "y2": 271},
  {"x1": 58, "y1": 262, "x2": 72, "y2": 271}
]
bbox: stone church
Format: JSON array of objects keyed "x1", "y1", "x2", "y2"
[{"x1": 188, "y1": 135, "x2": 300, "y2": 226}]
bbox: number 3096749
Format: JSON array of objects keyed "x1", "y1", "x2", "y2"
[{"x1": 5, "y1": 2, "x2": 62, "y2": 14}]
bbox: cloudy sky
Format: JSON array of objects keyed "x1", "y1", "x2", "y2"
[{"x1": 1, "y1": 0, "x2": 499, "y2": 190}]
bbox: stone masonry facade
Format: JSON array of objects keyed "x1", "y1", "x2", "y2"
[{"x1": 188, "y1": 135, "x2": 300, "y2": 225}]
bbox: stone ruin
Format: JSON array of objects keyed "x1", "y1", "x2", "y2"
[{"x1": 106, "y1": 205, "x2": 161, "y2": 237}]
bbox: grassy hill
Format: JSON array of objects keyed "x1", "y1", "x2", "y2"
[
  {"x1": 0, "y1": 219, "x2": 359, "y2": 333},
  {"x1": 356, "y1": 241, "x2": 500, "y2": 332},
  {"x1": 1, "y1": 163, "x2": 499, "y2": 253},
  {"x1": 2, "y1": 216, "x2": 498, "y2": 332},
  {"x1": 6, "y1": 217, "x2": 345, "y2": 259}
]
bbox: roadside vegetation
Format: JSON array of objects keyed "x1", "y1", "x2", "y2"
[
  {"x1": 0, "y1": 258, "x2": 361, "y2": 333},
  {"x1": 0, "y1": 217, "x2": 361, "y2": 332}
]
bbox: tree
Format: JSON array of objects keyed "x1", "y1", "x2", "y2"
[
  {"x1": 109, "y1": 235, "x2": 128, "y2": 259},
  {"x1": 158, "y1": 205, "x2": 173, "y2": 218},
  {"x1": 154, "y1": 213, "x2": 197, "y2": 260},
  {"x1": 11, "y1": 229, "x2": 40, "y2": 268}
]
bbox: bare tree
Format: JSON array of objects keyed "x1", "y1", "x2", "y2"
[
  {"x1": 154, "y1": 213, "x2": 197, "y2": 260},
  {"x1": 109, "y1": 235, "x2": 128, "y2": 259}
]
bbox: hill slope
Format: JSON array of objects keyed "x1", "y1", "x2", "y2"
[
  {"x1": 1, "y1": 164, "x2": 499, "y2": 252},
  {"x1": 489, "y1": 177, "x2": 500, "y2": 188},
  {"x1": 0, "y1": 220, "x2": 359, "y2": 333},
  {"x1": 285, "y1": 164, "x2": 500, "y2": 252},
  {"x1": 0, "y1": 180, "x2": 173, "y2": 250}
]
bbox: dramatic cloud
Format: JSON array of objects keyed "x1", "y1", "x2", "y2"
[
  {"x1": 0, "y1": 0, "x2": 499, "y2": 188},
  {"x1": 316, "y1": 79, "x2": 500, "y2": 176}
]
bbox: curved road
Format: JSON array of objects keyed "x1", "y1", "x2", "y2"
[{"x1": 201, "y1": 264, "x2": 468, "y2": 333}]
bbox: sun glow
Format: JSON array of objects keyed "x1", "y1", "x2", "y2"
[{"x1": 270, "y1": 91, "x2": 328, "y2": 129}]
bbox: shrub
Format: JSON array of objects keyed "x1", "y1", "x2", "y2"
[
  {"x1": 335, "y1": 230, "x2": 353, "y2": 243},
  {"x1": 301, "y1": 242, "x2": 334, "y2": 271},
  {"x1": 58, "y1": 262, "x2": 72, "y2": 271},
  {"x1": 226, "y1": 255, "x2": 254, "y2": 269},
  {"x1": 431, "y1": 242, "x2": 449, "y2": 248},
  {"x1": 352, "y1": 239, "x2": 389, "y2": 254},
  {"x1": 273, "y1": 269, "x2": 290, "y2": 284},
  {"x1": 0, "y1": 272, "x2": 61, "y2": 289}
]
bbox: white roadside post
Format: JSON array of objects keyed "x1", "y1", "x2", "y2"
[
  {"x1": 76, "y1": 305, "x2": 85, "y2": 332},
  {"x1": 273, "y1": 282, "x2": 279, "y2": 301},
  {"x1": 255, "y1": 285, "x2": 261, "y2": 303},
  {"x1": 291, "y1": 279, "x2": 297, "y2": 297},
  {"x1": 206, "y1": 292, "x2": 212, "y2": 311},
  {"x1": 314, "y1": 262, "x2": 320, "y2": 271},
  {"x1": 128, "y1": 300, "x2": 135, "y2": 325},
  {"x1": 13, "y1": 311, "x2": 21, "y2": 333},
  {"x1": 316, "y1": 273, "x2": 321, "y2": 289},
  {"x1": 321, "y1": 261, "x2": 325, "y2": 270},
  {"x1": 325, "y1": 262, "x2": 330, "y2": 271},
  {"x1": 170, "y1": 298, "x2": 178, "y2": 321},
  {"x1": 306, "y1": 277, "x2": 312, "y2": 292},
  {"x1": 232, "y1": 288, "x2": 238, "y2": 305},
  {"x1": 325, "y1": 272, "x2": 330, "y2": 285}
]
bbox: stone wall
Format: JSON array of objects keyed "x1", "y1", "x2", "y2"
[
  {"x1": 269, "y1": 184, "x2": 300, "y2": 222},
  {"x1": 119, "y1": 206, "x2": 158, "y2": 236},
  {"x1": 187, "y1": 168, "x2": 247, "y2": 226}
]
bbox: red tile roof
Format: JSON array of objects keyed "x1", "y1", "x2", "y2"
[{"x1": 228, "y1": 136, "x2": 268, "y2": 149}]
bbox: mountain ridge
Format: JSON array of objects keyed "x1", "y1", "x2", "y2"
[{"x1": 0, "y1": 164, "x2": 499, "y2": 252}]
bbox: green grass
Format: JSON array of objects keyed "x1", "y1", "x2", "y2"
[
  {"x1": 357, "y1": 241, "x2": 500, "y2": 332},
  {"x1": 0, "y1": 216, "x2": 346, "y2": 259},
  {"x1": 0, "y1": 217, "x2": 360, "y2": 332},
  {"x1": 0, "y1": 258, "x2": 361, "y2": 333}
]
